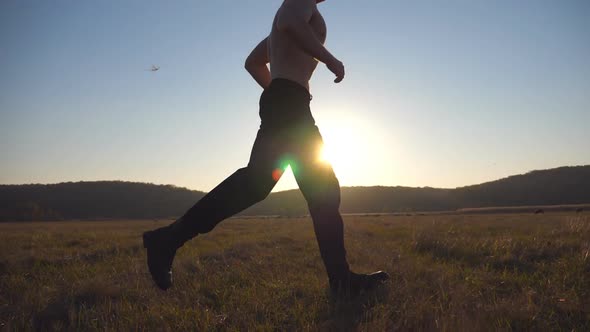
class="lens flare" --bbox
[272,168,283,181]
[273,156,298,182]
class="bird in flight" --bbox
[147,65,160,72]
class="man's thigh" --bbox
[247,128,291,181]
[290,125,341,206]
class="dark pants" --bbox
[168,78,350,279]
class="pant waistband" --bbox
[267,78,312,101]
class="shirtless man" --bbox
[143,0,389,297]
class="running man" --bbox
[143,0,389,297]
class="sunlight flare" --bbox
[271,106,393,192]
[315,111,374,177]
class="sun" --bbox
[318,140,350,167]
[318,144,332,164]
[318,134,362,171]
[315,112,371,177]
[272,107,389,192]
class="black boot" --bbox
[142,226,179,290]
[329,271,390,298]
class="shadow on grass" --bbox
[320,283,390,331]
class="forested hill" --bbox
[0,182,206,221]
[243,165,590,216]
[1,166,589,221]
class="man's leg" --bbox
[291,125,389,296]
[290,125,350,281]
[144,128,285,289]
[170,128,285,244]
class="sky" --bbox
[1,0,589,192]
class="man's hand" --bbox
[326,56,345,83]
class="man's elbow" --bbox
[244,61,260,77]
[244,56,255,70]
[245,57,266,72]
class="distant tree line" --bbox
[0,181,205,221]
[242,166,590,215]
[1,166,589,221]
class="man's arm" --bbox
[276,0,344,82]
[245,37,271,89]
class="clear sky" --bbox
[1,0,589,192]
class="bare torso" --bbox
[269,5,327,91]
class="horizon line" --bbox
[1,164,587,193]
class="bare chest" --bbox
[310,10,327,43]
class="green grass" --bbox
[1,214,589,331]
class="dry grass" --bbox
[0,214,589,331]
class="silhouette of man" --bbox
[143,0,389,296]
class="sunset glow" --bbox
[314,110,389,186]
[1,1,588,193]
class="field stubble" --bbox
[0,214,589,331]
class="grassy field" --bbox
[1,214,589,331]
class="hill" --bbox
[0,181,205,221]
[0,165,589,221]
[243,165,590,215]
